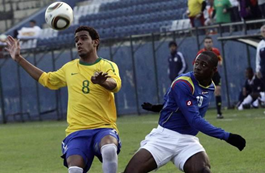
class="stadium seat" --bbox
[183,19,191,29]
[19,0,195,44]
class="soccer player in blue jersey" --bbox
[5,26,121,173]
[124,51,246,173]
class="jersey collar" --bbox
[79,57,102,66]
[191,72,215,90]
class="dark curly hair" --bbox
[75,26,100,49]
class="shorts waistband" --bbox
[157,125,181,136]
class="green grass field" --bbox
[1,109,265,173]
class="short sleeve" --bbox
[215,49,223,62]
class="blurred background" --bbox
[0,0,264,123]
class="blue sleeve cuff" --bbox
[223,132,230,141]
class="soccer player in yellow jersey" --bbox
[5,26,122,173]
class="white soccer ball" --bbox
[45,2,73,30]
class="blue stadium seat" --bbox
[34,0,194,42]
[101,28,113,38]
[105,11,115,18]
[125,26,133,35]
[114,27,126,37]
[149,23,160,33]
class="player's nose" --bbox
[76,39,82,45]
[194,64,201,71]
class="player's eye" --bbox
[81,36,87,40]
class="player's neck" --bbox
[197,78,212,87]
[80,52,99,64]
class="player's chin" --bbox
[194,71,201,76]
[194,72,203,79]
[78,51,88,58]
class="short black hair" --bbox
[168,41,177,47]
[204,36,212,41]
[29,20,36,24]
[75,26,100,49]
[199,51,218,67]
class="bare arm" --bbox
[100,78,117,91]
[5,36,43,81]
[91,72,117,91]
[16,55,43,81]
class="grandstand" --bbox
[19,0,190,48]
[0,0,265,123]
[0,0,54,33]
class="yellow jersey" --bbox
[188,0,204,17]
[38,58,121,136]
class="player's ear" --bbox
[93,39,100,48]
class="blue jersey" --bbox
[158,72,230,140]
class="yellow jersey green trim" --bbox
[79,57,102,66]
[103,59,116,75]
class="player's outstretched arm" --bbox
[225,133,246,151]
[91,72,117,91]
[172,80,246,151]
[5,36,43,81]
[141,102,163,112]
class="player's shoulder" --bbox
[177,51,184,57]
[254,75,262,82]
[171,72,195,94]
[177,51,183,55]
[101,58,115,64]
[212,47,220,54]
[197,49,205,55]
[259,40,265,46]
[62,59,79,68]
[100,58,118,68]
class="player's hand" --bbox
[141,102,163,112]
[141,102,154,111]
[226,133,246,151]
[186,10,190,16]
[91,72,110,85]
[195,12,202,19]
[5,35,22,62]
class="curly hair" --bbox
[75,26,100,49]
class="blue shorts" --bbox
[61,128,121,173]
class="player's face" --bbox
[75,31,98,58]
[261,28,265,38]
[193,55,216,81]
[170,45,177,53]
[204,39,213,50]
[245,70,253,80]
[30,22,35,27]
